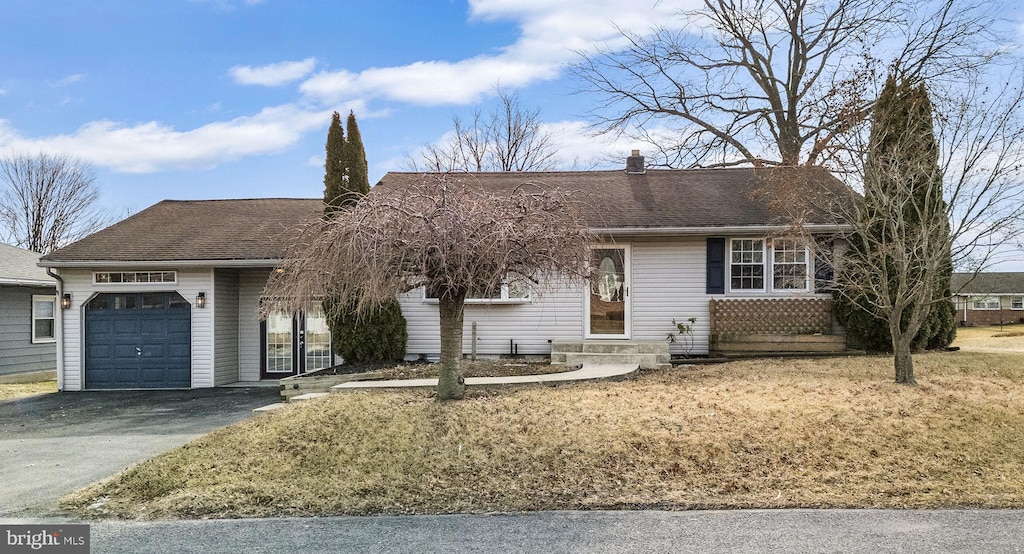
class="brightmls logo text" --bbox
[0,526,89,553]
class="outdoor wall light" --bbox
[196,292,206,308]
[61,293,72,310]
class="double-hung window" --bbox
[32,295,56,343]
[772,239,809,291]
[729,238,812,292]
[1012,296,1023,310]
[730,239,765,291]
[972,297,1000,310]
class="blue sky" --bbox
[0,0,684,213]
[1,0,1022,269]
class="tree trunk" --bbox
[436,293,467,400]
[893,338,916,385]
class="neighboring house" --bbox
[952,272,1024,326]
[40,154,852,391]
[0,243,57,377]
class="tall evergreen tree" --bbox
[835,75,956,379]
[319,110,407,364]
[343,111,370,197]
[323,111,346,214]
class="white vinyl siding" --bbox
[629,238,711,355]
[399,282,584,358]
[213,269,240,386]
[397,238,713,358]
[237,269,272,382]
[56,267,213,391]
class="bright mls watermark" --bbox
[0,525,89,553]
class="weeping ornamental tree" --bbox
[839,76,954,384]
[263,176,591,400]
[320,111,406,364]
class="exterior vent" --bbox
[626,149,645,174]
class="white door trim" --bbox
[584,243,631,339]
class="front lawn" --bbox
[0,380,57,403]
[63,351,1024,519]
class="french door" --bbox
[261,307,332,378]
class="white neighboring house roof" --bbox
[0,243,56,287]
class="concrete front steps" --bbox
[550,340,670,369]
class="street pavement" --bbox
[4,509,1021,553]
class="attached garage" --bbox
[85,292,191,389]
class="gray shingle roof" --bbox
[952,272,1024,295]
[375,167,850,230]
[40,167,849,265]
[0,243,55,285]
[41,199,323,265]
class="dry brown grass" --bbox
[953,324,1024,352]
[62,351,1024,519]
[0,380,57,402]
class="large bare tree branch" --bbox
[574,0,998,169]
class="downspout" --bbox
[45,268,64,392]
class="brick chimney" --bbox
[626,149,645,174]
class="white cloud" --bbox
[299,0,697,107]
[0,103,352,173]
[230,58,317,86]
[52,73,86,87]
[0,89,6,95]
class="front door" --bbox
[261,307,332,379]
[586,245,630,338]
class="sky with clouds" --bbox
[1,0,1022,268]
[0,0,696,208]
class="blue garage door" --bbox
[85,292,191,389]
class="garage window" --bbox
[94,271,177,284]
[32,295,56,343]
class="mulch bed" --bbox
[297,359,567,380]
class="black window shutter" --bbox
[707,237,726,294]
[814,236,835,293]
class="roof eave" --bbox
[38,259,284,269]
[592,224,852,236]
[0,278,56,286]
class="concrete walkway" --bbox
[329,363,639,392]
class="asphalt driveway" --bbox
[0,387,278,519]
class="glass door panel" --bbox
[266,311,294,373]
[304,307,332,371]
[588,247,628,337]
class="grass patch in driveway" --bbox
[0,380,57,403]
[62,351,1024,519]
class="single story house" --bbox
[952,272,1024,326]
[0,243,57,377]
[40,154,852,390]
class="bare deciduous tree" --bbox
[779,74,1024,384]
[0,152,109,253]
[574,0,998,169]
[409,91,558,172]
[262,175,592,400]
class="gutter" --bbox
[0,278,56,287]
[38,258,284,269]
[45,267,64,392]
[590,224,852,237]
